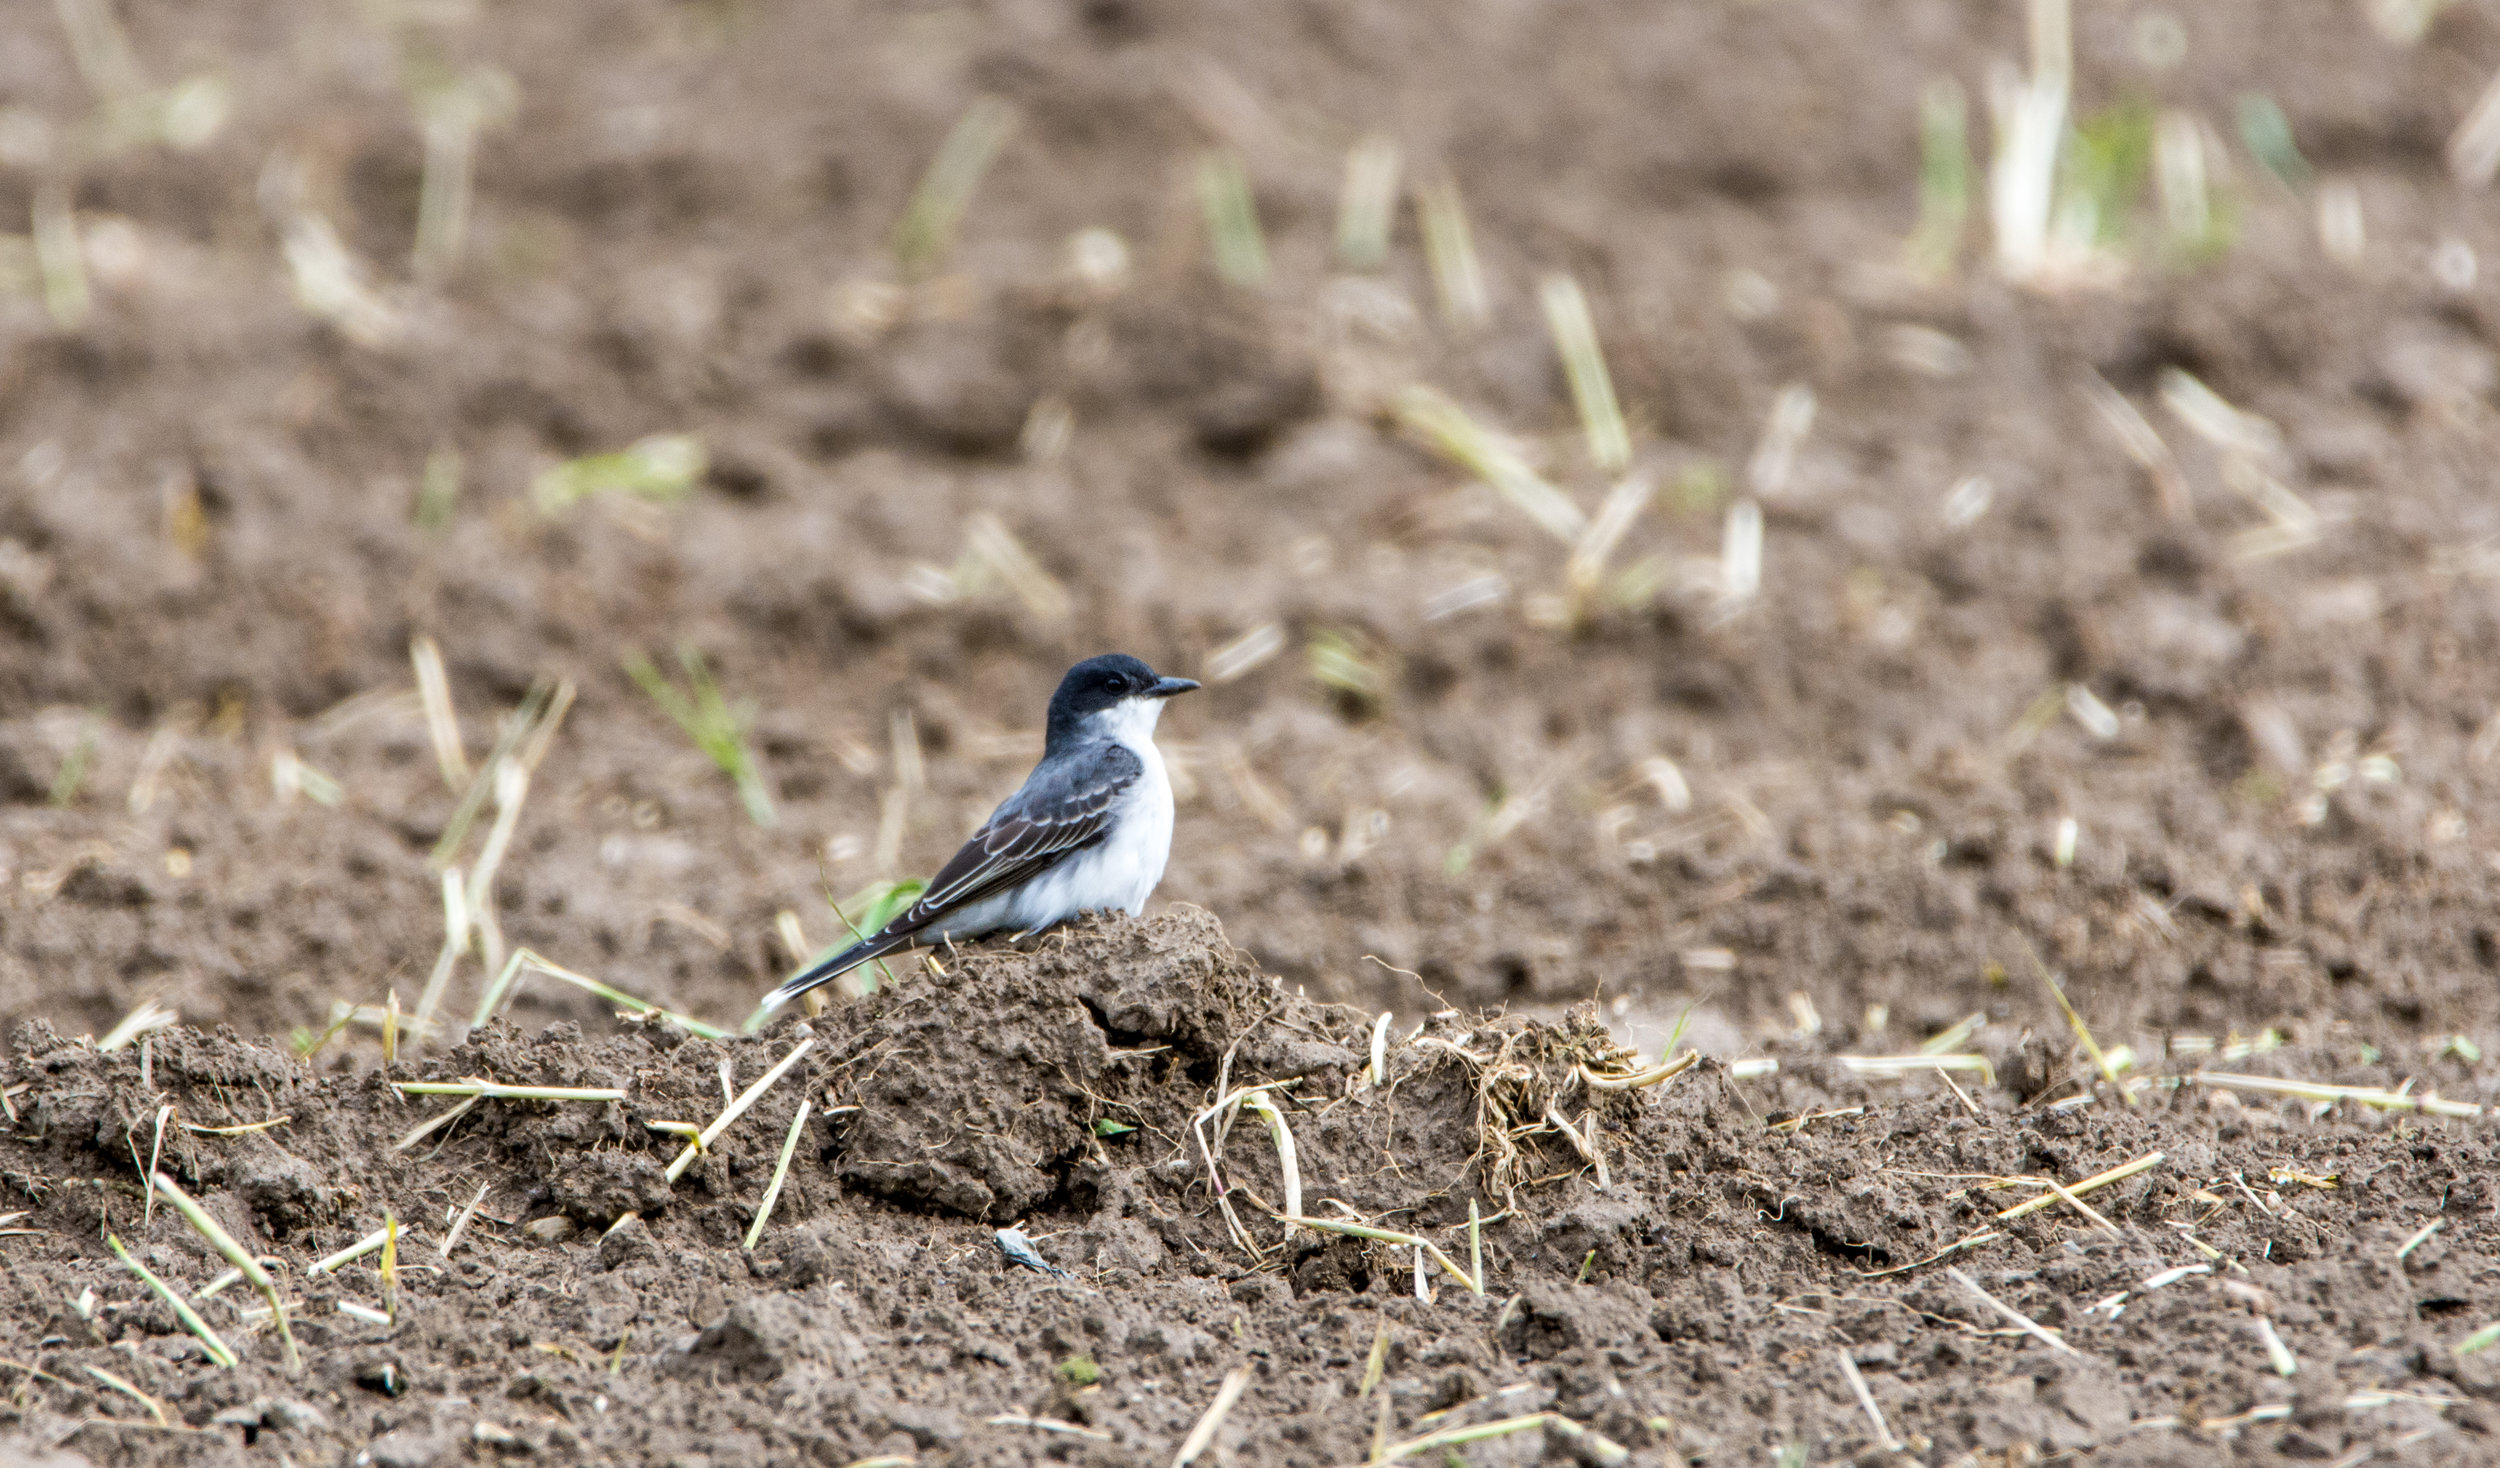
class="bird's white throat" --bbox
[1090,695,1171,749]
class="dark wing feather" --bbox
[761,742,1140,1010]
[889,740,1142,930]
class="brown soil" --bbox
[7,0,2500,1461]
[4,912,2500,1467]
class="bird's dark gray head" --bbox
[1047,654,1198,748]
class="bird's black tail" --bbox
[760,929,920,1011]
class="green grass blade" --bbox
[533,434,705,516]
[892,97,1018,278]
[1538,274,1630,474]
[624,646,776,828]
[2236,93,2310,189]
[1414,173,1489,327]
[1909,77,1971,274]
[1196,151,1269,287]
[108,1235,238,1367]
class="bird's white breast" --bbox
[958,696,1176,937]
[1087,731,1173,913]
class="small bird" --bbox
[762,653,1198,1011]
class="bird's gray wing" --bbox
[885,740,1144,934]
[760,742,1143,1011]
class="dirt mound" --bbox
[0,910,2494,1464]
[821,906,1355,1221]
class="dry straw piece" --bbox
[410,869,470,1047]
[1391,385,1585,542]
[380,1214,400,1321]
[962,513,1071,622]
[1947,1265,2077,1355]
[664,1037,817,1183]
[179,1115,290,1138]
[1719,498,1764,607]
[394,1096,478,1154]
[431,677,572,871]
[743,1097,815,1250]
[2195,1072,2483,1120]
[2032,952,2133,1100]
[411,71,513,283]
[394,1079,628,1103]
[1170,1364,1254,1467]
[1835,1349,1902,1453]
[1988,0,2073,282]
[1744,385,1816,500]
[1336,134,1402,271]
[1839,1053,1996,1084]
[2318,179,2366,265]
[1563,475,1653,616]
[2079,370,2191,521]
[1241,1093,1303,1240]
[1206,623,1286,685]
[1994,1151,2166,1222]
[82,1362,169,1426]
[986,1413,1113,1441]
[98,998,178,1053]
[1359,1319,1391,1400]
[1281,1216,1480,1296]
[2158,367,2281,459]
[2398,1219,2445,1261]
[309,1225,395,1277]
[463,761,530,971]
[1192,1080,1292,1259]
[1371,1412,1628,1466]
[433,1181,489,1261]
[2450,65,2500,186]
[282,211,402,348]
[473,948,731,1040]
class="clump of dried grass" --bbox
[1402,1010,1662,1210]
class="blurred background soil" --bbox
[2,0,2499,1061]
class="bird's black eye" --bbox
[1104,675,1128,693]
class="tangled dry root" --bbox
[1403,1005,1647,1210]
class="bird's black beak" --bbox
[1148,676,1201,699]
